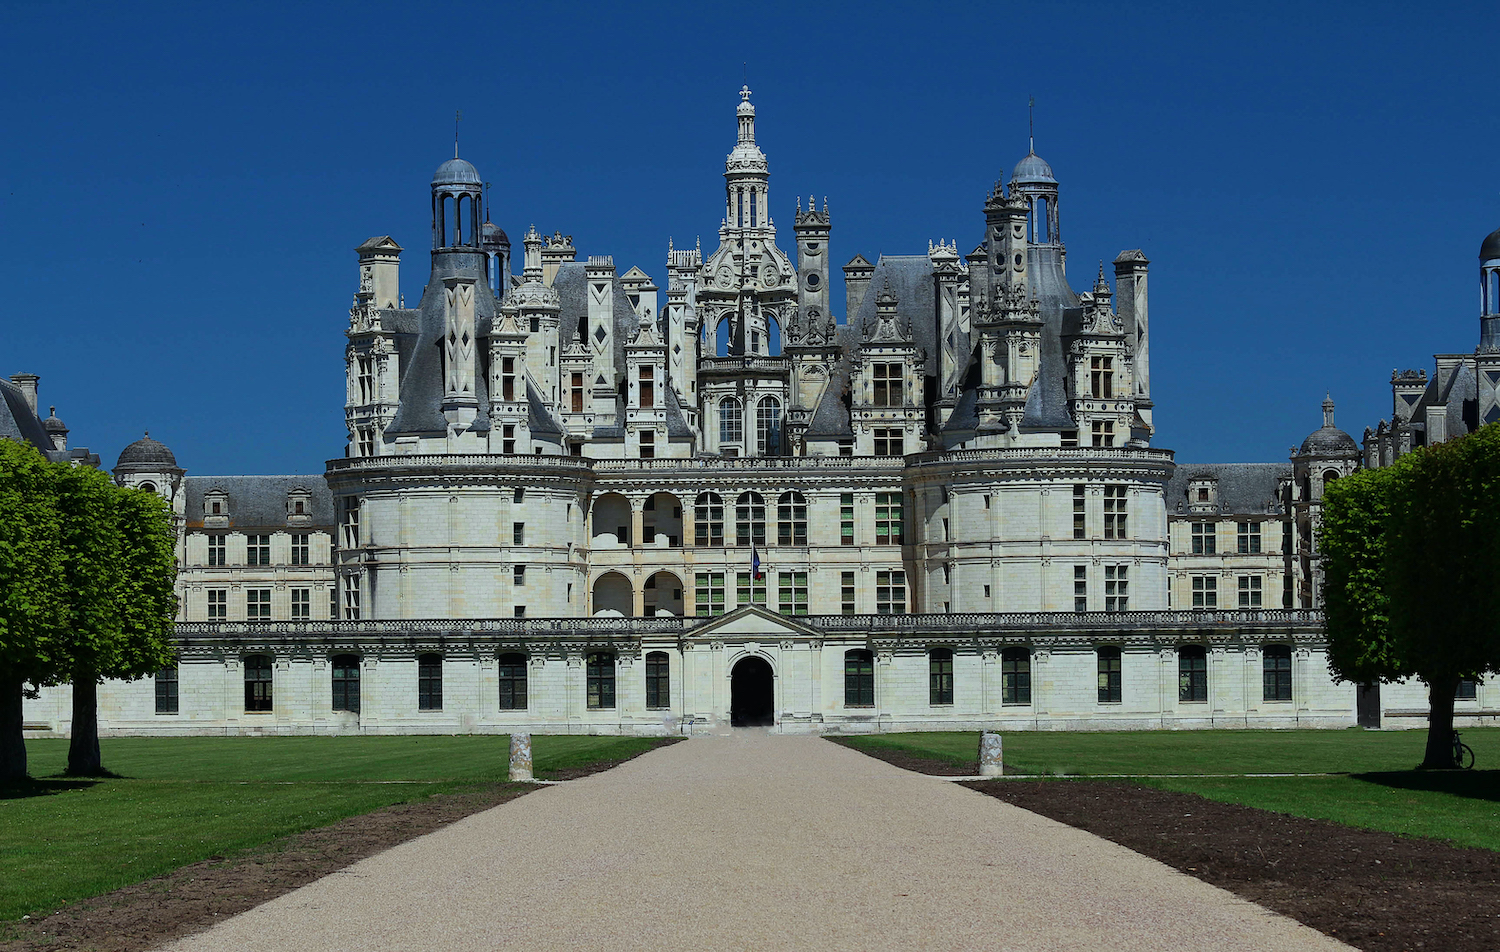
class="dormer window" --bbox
[211,501,221,514]
[873,363,903,407]
[287,489,313,525]
[204,490,230,527]
[1187,478,1218,513]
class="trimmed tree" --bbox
[54,466,177,776]
[0,440,67,782]
[1323,422,1500,769]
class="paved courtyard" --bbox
[158,732,1350,952]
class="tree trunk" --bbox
[66,671,103,777]
[1420,673,1461,769]
[0,673,27,782]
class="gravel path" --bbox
[157,732,1350,952]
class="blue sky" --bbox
[3,1,1497,474]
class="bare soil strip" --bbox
[0,741,676,952]
[831,738,1500,952]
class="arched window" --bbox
[1178,645,1208,703]
[1262,645,1292,702]
[735,492,766,547]
[720,397,743,445]
[1001,647,1031,705]
[498,653,528,710]
[586,652,616,710]
[844,649,875,707]
[777,491,807,546]
[1322,469,1340,485]
[757,396,782,455]
[694,492,724,547]
[418,653,443,711]
[244,654,273,712]
[645,651,670,710]
[929,648,954,705]
[139,482,157,495]
[332,654,361,713]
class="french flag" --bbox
[752,546,763,580]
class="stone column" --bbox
[979,732,1003,777]
[508,732,533,781]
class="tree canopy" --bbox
[1322,422,1500,768]
[0,441,177,780]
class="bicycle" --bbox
[1452,730,1476,770]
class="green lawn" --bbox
[838,728,1500,851]
[837,727,1500,776]
[2,734,667,921]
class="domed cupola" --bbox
[1009,151,1061,245]
[1297,394,1360,457]
[41,406,68,452]
[113,431,184,498]
[432,157,484,251]
[1481,226,1500,351]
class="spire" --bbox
[1323,393,1336,428]
[736,85,757,144]
[1028,95,1035,153]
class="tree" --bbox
[0,440,67,782]
[1323,423,1500,769]
[54,466,176,776]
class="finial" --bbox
[796,196,801,213]
[1323,392,1336,428]
[1028,95,1035,154]
[668,236,674,252]
[454,109,462,158]
[740,83,752,102]
[484,182,491,221]
[144,430,150,438]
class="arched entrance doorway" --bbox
[730,656,774,727]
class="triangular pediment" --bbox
[356,235,403,253]
[689,605,823,639]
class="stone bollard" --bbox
[508,732,533,782]
[979,731,1003,778]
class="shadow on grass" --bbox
[1351,769,1500,803]
[0,777,101,800]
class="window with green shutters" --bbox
[695,572,726,616]
[875,492,903,545]
[777,571,808,615]
[736,571,767,608]
[840,493,855,545]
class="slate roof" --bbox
[0,377,59,457]
[551,261,645,375]
[184,475,335,529]
[1164,463,1291,515]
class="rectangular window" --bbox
[1178,646,1208,702]
[695,572,726,616]
[207,533,226,566]
[1103,486,1127,540]
[841,571,856,615]
[498,654,528,710]
[571,372,585,412]
[1237,521,1262,554]
[872,363,903,407]
[876,570,906,614]
[1073,565,1087,613]
[418,654,443,711]
[735,572,767,608]
[844,650,875,707]
[777,571,808,615]
[331,654,361,713]
[645,652,670,710]
[357,355,375,404]
[513,522,525,545]
[639,365,654,407]
[1456,679,1478,701]
[1238,575,1263,608]
[329,586,338,619]
[1072,484,1085,539]
[1282,520,1293,556]
[246,534,271,566]
[290,533,310,565]
[246,589,271,620]
[290,588,310,619]
[639,429,654,458]
[1002,648,1032,705]
[343,583,361,620]
[514,564,526,586]
[342,498,360,549]
[1105,565,1128,612]
[501,356,516,401]
[1097,646,1122,703]
[586,652,616,710]
[1191,522,1216,555]
[154,664,179,714]
[874,428,904,457]
[207,589,227,620]
[502,424,516,455]
[1090,355,1114,399]
[358,427,375,457]
[929,649,954,705]
[244,655,273,712]
[1091,420,1115,447]
[1262,645,1292,702]
[874,492,904,545]
[840,493,855,545]
[1191,576,1217,610]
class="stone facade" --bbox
[36,88,1490,738]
